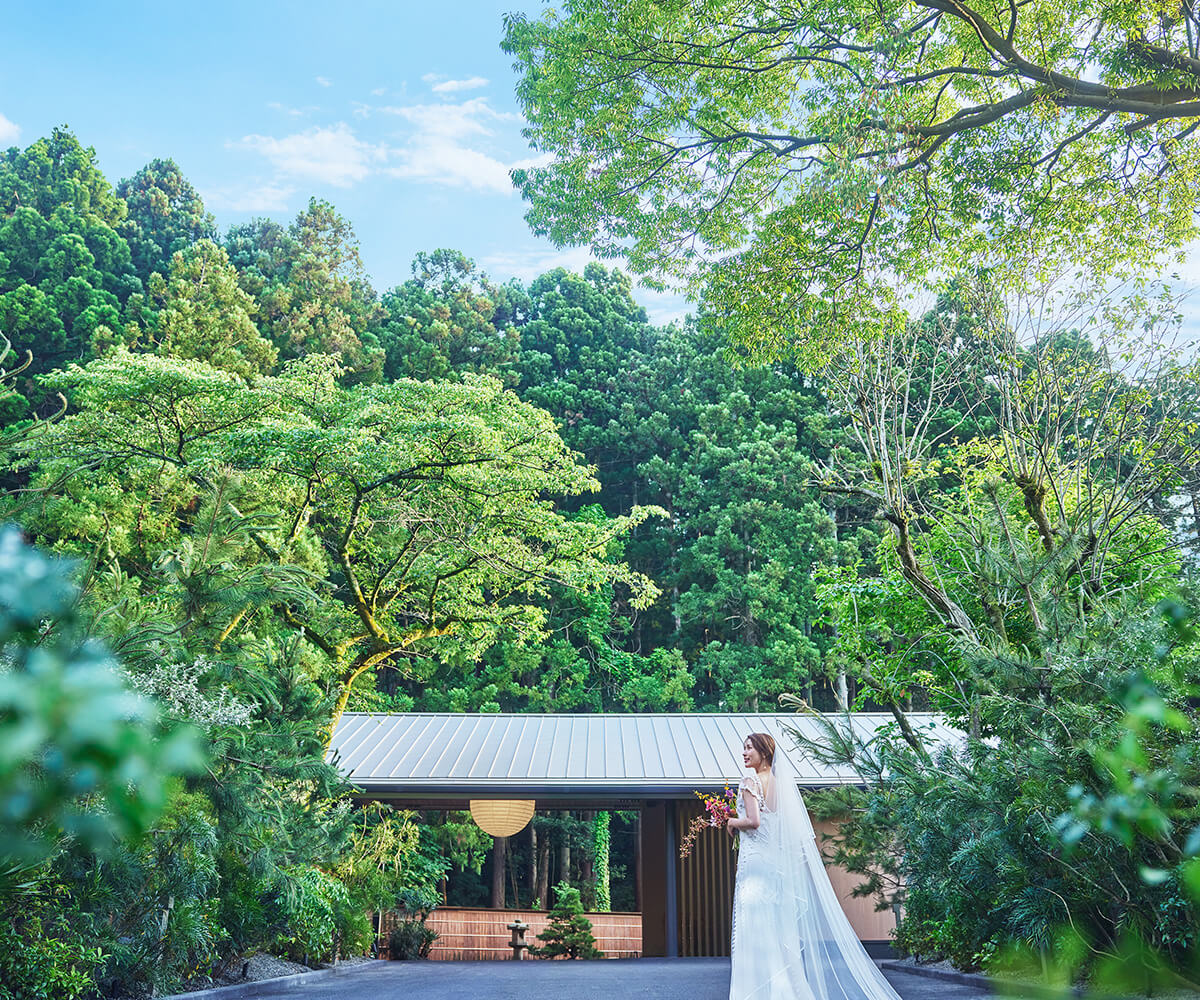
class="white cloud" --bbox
[371,87,387,97]
[267,101,310,119]
[234,123,385,188]
[432,76,489,94]
[481,246,598,284]
[639,287,694,326]
[386,146,513,192]
[316,76,332,87]
[511,152,555,172]
[203,180,296,213]
[381,97,518,136]
[0,113,21,145]
[379,98,531,193]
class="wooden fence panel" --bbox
[381,907,641,961]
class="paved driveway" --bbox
[224,958,998,1000]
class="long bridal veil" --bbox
[734,747,903,1000]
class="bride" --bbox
[725,732,904,1000]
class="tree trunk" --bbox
[509,843,521,910]
[491,836,507,909]
[149,894,175,999]
[536,820,551,907]
[529,822,538,905]
[889,509,979,643]
[559,816,571,891]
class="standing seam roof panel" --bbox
[715,715,746,783]
[468,716,508,779]
[587,716,603,777]
[491,714,531,778]
[666,714,703,781]
[367,716,416,778]
[640,716,661,781]
[449,716,492,778]
[615,716,632,779]
[651,716,682,777]
[545,717,570,779]
[429,716,479,778]
[706,715,740,778]
[342,714,394,771]
[508,715,539,779]
[388,716,453,779]
[356,715,410,776]
[328,715,370,768]
[567,718,589,778]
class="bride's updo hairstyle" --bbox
[746,732,775,766]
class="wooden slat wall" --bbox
[674,801,736,957]
[385,907,641,961]
[671,805,896,958]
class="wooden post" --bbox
[634,811,643,913]
[641,801,668,957]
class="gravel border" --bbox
[161,959,389,1000]
[879,959,1153,1000]
[881,960,996,992]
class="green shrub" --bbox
[891,895,992,971]
[0,913,105,1000]
[275,866,351,965]
[531,882,603,959]
[387,917,438,960]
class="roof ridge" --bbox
[336,710,938,718]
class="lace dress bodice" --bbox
[732,773,780,908]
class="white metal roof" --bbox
[328,711,959,797]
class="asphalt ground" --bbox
[196,957,1003,1000]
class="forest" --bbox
[1,110,1199,996]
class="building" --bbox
[328,711,957,959]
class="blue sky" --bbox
[0,0,689,323]
[2,1,1196,337]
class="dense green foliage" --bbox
[2,111,1198,994]
[793,282,1200,986]
[592,812,611,912]
[504,0,1200,356]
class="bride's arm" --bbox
[727,783,760,833]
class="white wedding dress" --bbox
[729,750,903,1000]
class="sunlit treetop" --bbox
[504,0,1200,362]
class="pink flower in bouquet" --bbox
[679,784,738,860]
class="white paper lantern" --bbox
[469,799,536,838]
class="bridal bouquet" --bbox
[678,786,738,860]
